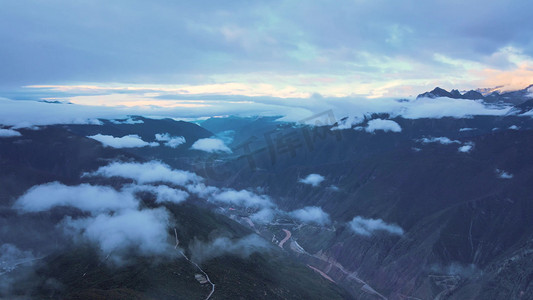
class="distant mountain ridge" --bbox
[417,84,533,105]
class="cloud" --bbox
[348,216,404,236]
[250,208,276,225]
[459,127,475,132]
[125,184,189,204]
[14,182,138,213]
[508,125,520,130]
[87,134,158,148]
[155,133,186,148]
[418,136,461,145]
[365,118,402,133]
[62,208,172,264]
[0,128,21,137]
[299,174,325,187]
[85,161,201,186]
[190,138,232,153]
[289,206,330,226]
[496,169,514,179]
[331,115,363,130]
[210,189,274,209]
[189,234,271,264]
[458,142,475,153]
[110,117,144,124]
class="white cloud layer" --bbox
[299,174,325,187]
[190,138,232,153]
[365,119,402,133]
[348,216,404,236]
[88,134,158,148]
[289,206,330,225]
[155,133,186,148]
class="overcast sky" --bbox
[1,0,533,103]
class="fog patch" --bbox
[88,134,158,148]
[189,234,271,264]
[250,208,276,225]
[348,216,404,236]
[290,206,330,226]
[429,262,481,279]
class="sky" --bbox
[1,0,533,113]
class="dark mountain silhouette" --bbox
[417,84,533,105]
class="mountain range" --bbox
[1,85,533,299]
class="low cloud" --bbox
[348,216,404,236]
[125,184,189,204]
[496,169,514,179]
[458,142,475,153]
[289,206,330,226]
[365,119,402,133]
[189,234,270,264]
[299,174,325,187]
[85,161,201,186]
[190,138,232,153]
[87,134,158,148]
[14,182,138,213]
[211,189,273,209]
[250,208,276,225]
[62,208,172,265]
[110,117,144,125]
[155,133,186,148]
[331,116,363,130]
[418,136,461,145]
[0,128,21,137]
[508,125,520,130]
